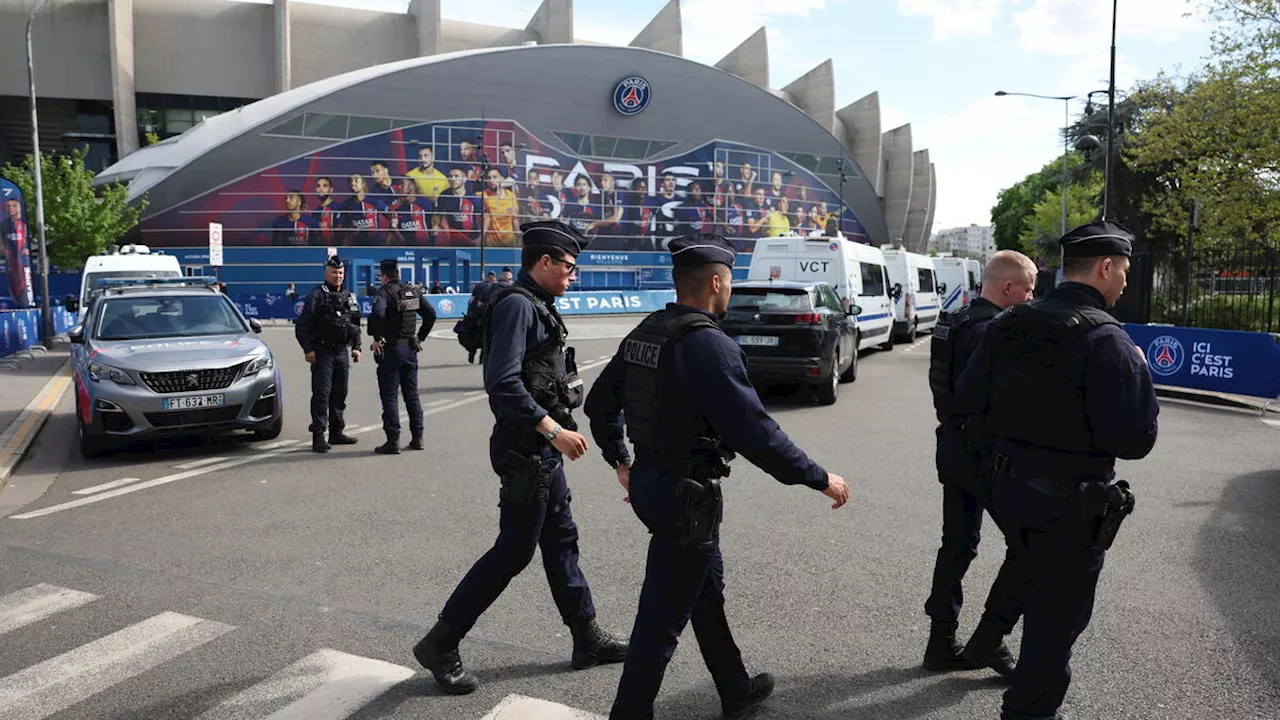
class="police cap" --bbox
[519,220,589,256]
[1060,220,1134,259]
[325,255,343,269]
[378,258,398,277]
[669,233,737,269]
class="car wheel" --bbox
[77,403,109,459]
[880,332,895,351]
[912,318,919,337]
[253,416,283,441]
[816,355,839,405]
[839,340,858,383]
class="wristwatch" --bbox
[543,422,562,441]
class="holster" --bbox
[498,450,555,507]
[673,477,723,549]
[1083,480,1135,551]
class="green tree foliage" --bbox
[990,153,1088,257]
[0,147,146,271]
[1019,173,1106,267]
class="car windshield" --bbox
[95,295,246,340]
[729,288,813,312]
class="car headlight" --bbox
[87,362,136,385]
[244,353,274,375]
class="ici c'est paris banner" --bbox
[1,178,34,309]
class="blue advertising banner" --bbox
[0,178,34,309]
[0,307,77,358]
[1123,324,1280,399]
[229,290,675,321]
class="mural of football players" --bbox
[482,167,519,247]
[313,177,337,244]
[272,191,317,246]
[499,142,522,191]
[434,167,479,246]
[734,161,757,198]
[549,170,571,206]
[390,178,433,246]
[2,198,30,305]
[641,170,681,251]
[368,160,400,226]
[765,195,792,237]
[811,201,831,236]
[767,171,787,209]
[457,138,481,186]
[722,191,746,248]
[594,172,626,244]
[561,175,598,235]
[793,203,816,235]
[674,181,713,235]
[406,146,448,203]
[338,174,385,245]
[744,186,769,239]
[622,177,647,250]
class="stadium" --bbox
[0,0,936,295]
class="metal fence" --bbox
[1147,237,1279,333]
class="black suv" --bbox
[721,280,859,405]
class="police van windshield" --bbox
[83,270,181,306]
[729,288,813,312]
[95,295,247,340]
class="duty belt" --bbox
[992,453,1104,498]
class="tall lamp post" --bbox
[26,0,54,348]
[995,91,1076,237]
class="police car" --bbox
[721,280,858,405]
[69,277,282,457]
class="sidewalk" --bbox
[0,346,73,488]
[1154,384,1279,414]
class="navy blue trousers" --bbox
[925,479,1025,633]
[609,472,749,719]
[308,348,349,434]
[438,444,595,635]
[376,341,423,439]
[992,467,1106,720]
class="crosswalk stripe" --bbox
[482,694,604,720]
[0,611,234,720]
[0,584,99,636]
[1262,418,1280,429]
[174,457,229,470]
[195,649,414,720]
[256,440,299,451]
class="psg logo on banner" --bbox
[1147,335,1185,377]
[613,76,651,116]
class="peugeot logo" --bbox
[185,374,199,388]
[752,313,762,323]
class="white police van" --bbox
[933,255,981,312]
[746,234,895,352]
[882,247,942,342]
[76,245,181,319]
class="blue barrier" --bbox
[230,290,676,321]
[1123,324,1280,400]
[0,307,78,358]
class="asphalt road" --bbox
[0,317,1277,720]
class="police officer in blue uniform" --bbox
[412,220,628,694]
[584,233,851,720]
[923,250,1037,678]
[956,221,1158,720]
[295,256,362,453]
[368,259,436,454]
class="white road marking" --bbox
[466,390,486,396]
[426,399,451,407]
[0,584,99,636]
[195,649,414,720]
[174,457,229,471]
[1263,418,1280,429]
[71,477,144,496]
[482,694,604,720]
[257,440,299,451]
[0,611,233,720]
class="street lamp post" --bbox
[994,90,1076,237]
[26,0,54,348]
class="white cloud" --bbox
[895,0,1015,40]
[681,0,839,68]
[1014,0,1203,56]
[881,106,910,131]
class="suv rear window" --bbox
[728,288,814,312]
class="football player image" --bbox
[406,146,448,203]
[549,170,572,206]
[524,172,555,221]
[313,177,337,244]
[499,142,523,191]
[338,174,386,245]
[369,160,400,205]
[272,191,317,246]
[674,180,713,235]
[641,170,681,251]
[765,195,792,237]
[561,175,599,235]
[767,171,787,209]
[458,138,481,186]
[594,172,626,244]
[812,201,831,235]
[481,167,519,247]
[735,161,757,198]
[390,178,434,246]
[434,167,479,246]
[2,198,31,305]
[793,203,817,235]
[744,186,769,239]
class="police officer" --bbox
[412,220,629,694]
[455,271,500,364]
[923,250,1037,678]
[956,221,1159,720]
[296,256,362,453]
[368,258,436,455]
[584,233,851,720]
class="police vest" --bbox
[482,285,583,422]
[382,281,420,341]
[619,308,719,451]
[929,302,1002,424]
[986,300,1120,455]
[316,285,356,347]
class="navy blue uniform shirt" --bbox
[586,304,829,491]
[484,271,559,431]
[956,282,1159,474]
[368,283,437,342]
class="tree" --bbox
[0,147,146,271]
[990,153,1087,255]
[1019,173,1106,267]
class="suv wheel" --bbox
[253,416,283,441]
[816,355,839,405]
[839,340,858,383]
[77,400,109,459]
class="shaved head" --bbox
[981,250,1038,309]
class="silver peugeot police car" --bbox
[69,278,282,457]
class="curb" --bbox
[0,359,74,491]
[1154,385,1278,414]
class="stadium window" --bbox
[612,137,648,160]
[302,113,348,140]
[346,116,392,138]
[264,114,305,137]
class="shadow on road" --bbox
[1194,468,1280,697]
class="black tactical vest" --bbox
[483,285,583,425]
[316,285,356,347]
[383,281,420,341]
[620,308,719,450]
[929,302,1002,424]
[987,300,1120,454]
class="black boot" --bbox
[412,621,478,695]
[922,621,972,672]
[570,616,629,670]
[467,349,476,364]
[329,429,358,445]
[375,436,401,454]
[722,672,774,719]
[311,431,330,453]
[961,619,1016,679]
[407,435,424,451]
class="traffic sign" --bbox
[208,222,224,267]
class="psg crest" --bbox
[1147,335,1184,377]
[613,76,651,116]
